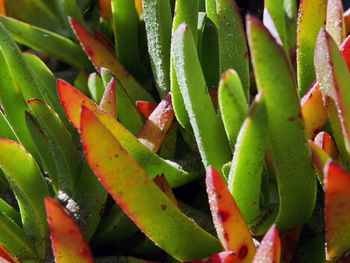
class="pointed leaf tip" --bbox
[206,166,256,262]
[253,225,281,263]
[45,197,94,263]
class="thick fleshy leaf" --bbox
[88,72,105,103]
[297,0,327,95]
[25,112,59,191]
[185,251,237,263]
[218,69,248,150]
[153,175,179,207]
[247,16,316,232]
[112,0,144,78]
[0,212,37,261]
[324,161,350,261]
[137,93,174,153]
[0,197,21,226]
[309,140,331,183]
[0,15,92,70]
[0,0,6,16]
[100,68,143,135]
[205,0,217,26]
[0,51,35,156]
[27,99,80,194]
[0,139,49,259]
[171,23,231,172]
[58,80,197,187]
[284,0,297,50]
[301,34,350,139]
[0,244,19,263]
[170,0,199,129]
[314,132,339,160]
[228,92,266,226]
[216,0,249,98]
[45,198,94,263]
[315,29,350,169]
[300,82,328,139]
[136,101,157,119]
[263,0,289,51]
[326,0,346,46]
[252,225,281,263]
[5,0,58,32]
[23,53,66,121]
[80,107,221,261]
[74,70,90,97]
[143,0,172,98]
[99,79,117,119]
[197,13,219,89]
[0,111,17,142]
[69,17,153,103]
[206,166,256,262]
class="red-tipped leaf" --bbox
[136,101,157,119]
[206,166,256,262]
[137,93,175,152]
[45,197,94,263]
[99,79,117,119]
[252,225,281,263]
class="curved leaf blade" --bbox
[0,139,49,259]
[45,197,94,263]
[297,0,327,95]
[206,166,256,262]
[247,16,316,232]
[80,107,221,261]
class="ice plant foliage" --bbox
[1,0,350,262]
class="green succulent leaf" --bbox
[228,91,267,226]
[58,79,197,187]
[216,0,249,99]
[284,0,297,50]
[171,22,231,172]
[0,15,92,70]
[112,0,144,79]
[143,0,172,98]
[296,0,327,95]
[80,107,221,261]
[326,0,346,46]
[247,16,316,232]
[170,0,199,130]
[88,73,105,103]
[0,139,49,259]
[27,99,80,194]
[0,212,37,261]
[0,111,18,142]
[218,69,248,151]
[197,13,219,89]
[0,198,21,226]
[314,29,350,169]
[101,69,143,135]
[0,51,37,157]
[205,0,217,26]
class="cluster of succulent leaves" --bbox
[1,0,350,262]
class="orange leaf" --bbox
[309,139,331,183]
[300,81,328,139]
[69,17,152,103]
[137,93,175,152]
[136,100,157,119]
[324,160,350,261]
[314,131,339,160]
[99,79,117,119]
[45,197,94,263]
[252,225,281,263]
[0,0,6,16]
[206,166,256,263]
[58,79,98,130]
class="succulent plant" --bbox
[1,0,350,262]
